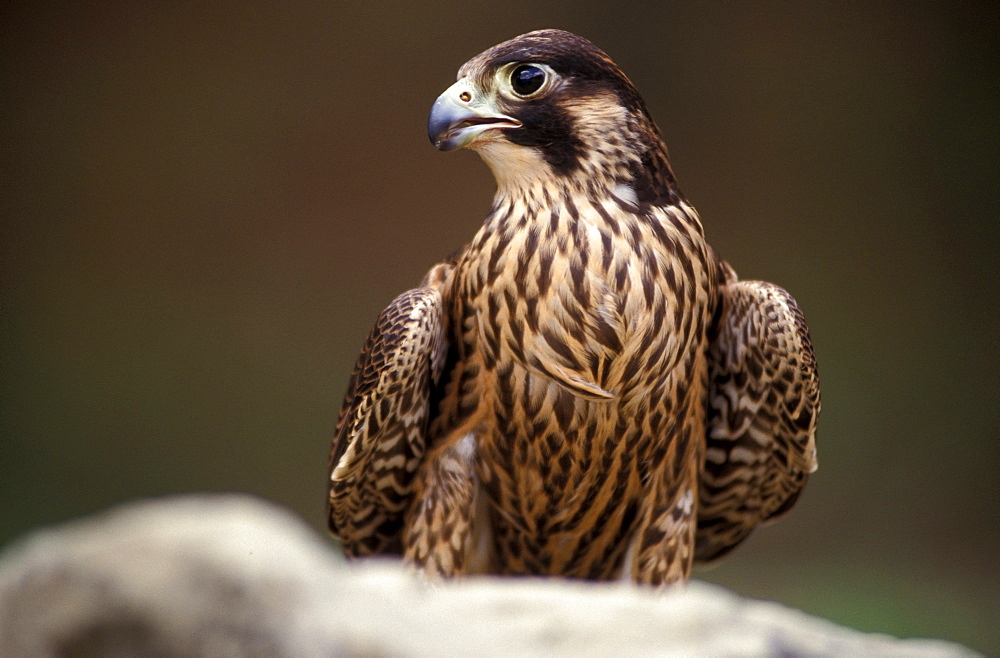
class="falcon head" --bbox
[428,29,679,205]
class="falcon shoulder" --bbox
[326,263,453,556]
[696,266,820,563]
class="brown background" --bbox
[2,2,997,653]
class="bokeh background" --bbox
[3,2,997,652]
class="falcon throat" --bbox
[327,29,820,585]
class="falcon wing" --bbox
[695,276,820,563]
[327,286,449,556]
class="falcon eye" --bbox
[510,64,546,97]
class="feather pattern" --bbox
[326,29,820,585]
[696,268,820,562]
[327,273,450,555]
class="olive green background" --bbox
[3,2,997,653]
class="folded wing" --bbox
[696,276,820,563]
[327,287,448,555]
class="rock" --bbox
[0,494,978,657]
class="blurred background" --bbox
[2,2,997,652]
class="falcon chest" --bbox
[452,189,714,577]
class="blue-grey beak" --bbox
[428,80,521,151]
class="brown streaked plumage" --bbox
[327,29,819,585]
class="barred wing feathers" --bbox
[696,276,820,563]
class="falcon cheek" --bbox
[502,98,586,176]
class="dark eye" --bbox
[511,64,546,96]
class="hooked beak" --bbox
[428,80,521,151]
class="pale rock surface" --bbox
[0,494,978,657]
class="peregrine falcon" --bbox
[326,29,819,585]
